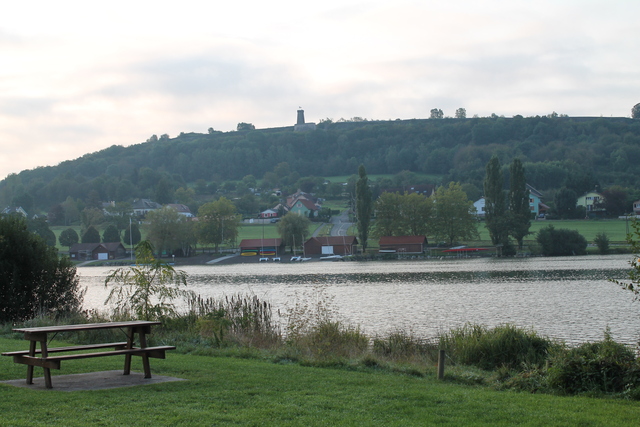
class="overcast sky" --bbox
[1,0,638,180]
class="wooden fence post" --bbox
[437,349,445,380]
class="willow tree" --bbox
[508,158,531,249]
[356,165,373,251]
[105,240,189,320]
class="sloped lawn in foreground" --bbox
[0,338,638,426]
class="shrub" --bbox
[437,323,554,371]
[536,225,587,256]
[547,332,639,395]
[594,232,610,255]
[0,216,83,322]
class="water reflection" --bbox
[78,254,640,345]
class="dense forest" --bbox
[2,115,640,215]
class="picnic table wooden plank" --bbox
[12,321,161,333]
[2,342,129,356]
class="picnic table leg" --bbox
[138,331,152,379]
[123,327,134,375]
[26,340,36,385]
[41,339,52,389]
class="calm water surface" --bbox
[78,254,640,345]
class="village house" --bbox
[259,209,279,219]
[132,199,162,217]
[527,184,549,218]
[166,204,195,218]
[1,206,28,217]
[474,185,548,219]
[576,191,605,215]
[286,190,321,217]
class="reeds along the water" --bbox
[187,293,281,347]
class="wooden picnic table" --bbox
[2,320,175,389]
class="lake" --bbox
[78,254,640,345]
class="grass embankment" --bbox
[1,335,637,426]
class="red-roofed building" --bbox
[290,198,319,217]
[238,238,285,256]
[378,236,428,254]
[304,236,358,256]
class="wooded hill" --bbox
[2,115,640,214]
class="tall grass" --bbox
[187,293,280,348]
[437,323,556,371]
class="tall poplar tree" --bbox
[508,158,531,249]
[356,164,373,251]
[483,156,510,250]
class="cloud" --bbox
[1,0,640,179]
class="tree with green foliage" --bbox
[102,224,121,243]
[237,122,255,131]
[82,225,101,243]
[508,158,531,249]
[146,206,186,256]
[429,108,444,119]
[104,240,189,320]
[59,227,79,248]
[536,225,587,256]
[594,232,610,254]
[123,222,142,247]
[356,165,373,251]
[614,220,640,299]
[484,156,510,249]
[601,186,628,217]
[197,197,241,252]
[277,212,311,253]
[632,103,640,119]
[154,178,173,205]
[372,192,403,238]
[375,192,432,238]
[27,217,56,246]
[554,187,579,219]
[81,207,104,229]
[0,216,82,322]
[431,182,479,245]
[455,108,466,119]
[400,193,432,237]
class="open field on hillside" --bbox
[1,336,638,426]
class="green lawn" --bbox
[0,337,637,426]
[237,222,321,241]
[476,219,631,244]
